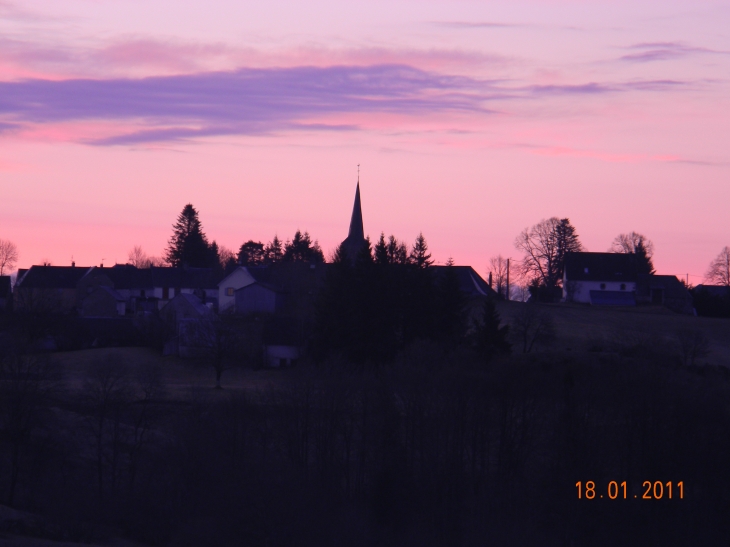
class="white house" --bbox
[563,252,638,305]
[217,266,257,313]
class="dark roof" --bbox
[16,265,92,289]
[235,280,283,294]
[83,265,224,289]
[589,290,636,306]
[564,252,638,282]
[341,183,367,261]
[0,276,11,298]
[637,274,691,298]
[246,263,328,294]
[431,266,497,298]
[693,284,730,298]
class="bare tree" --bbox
[218,245,236,269]
[0,239,18,275]
[705,246,730,286]
[127,245,150,268]
[610,231,655,274]
[673,329,710,367]
[514,218,582,290]
[488,255,508,298]
[185,318,240,388]
[611,231,655,257]
[0,353,60,506]
[511,305,556,353]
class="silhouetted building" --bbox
[15,265,91,313]
[0,276,11,312]
[563,252,638,305]
[340,182,367,262]
[636,274,694,314]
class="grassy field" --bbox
[42,302,730,395]
[497,300,730,367]
[46,346,283,399]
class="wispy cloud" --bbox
[434,21,520,29]
[0,65,496,144]
[619,41,728,63]
[0,61,702,146]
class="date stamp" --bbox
[576,481,684,500]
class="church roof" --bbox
[347,182,364,242]
[341,182,367,261]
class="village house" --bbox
[563,252,638,305]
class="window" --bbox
[600,283,606,290]
[620,283,626,291]
[226,287,234,296]
[584,267,589,274]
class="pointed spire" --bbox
[348,181,364,241]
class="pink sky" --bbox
[1,0,729,283]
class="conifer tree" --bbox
[166,204,211,268]
[474,298,511,363]
[409,232,433,268]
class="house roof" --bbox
[82,264,224,290]
[564,252,638,283]
[97,285,126,302]
[637,274,691,299]
[693,284,730,298]
[431,265,497,298]
[161,292,216,319]
[16,265,92,289]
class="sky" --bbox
[1,0,728,283]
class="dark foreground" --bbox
[1,346,729,546]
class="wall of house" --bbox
[218,268,256,313]
[235,284,278,314]
[264,345,299,367]
[564,281,637,303]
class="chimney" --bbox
[71,261,75,267]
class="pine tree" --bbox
[409,232,433,268]
[264,236,283,264]
[474,298,511,364]
[166,204,211,267]
[374,233,389,265]
[283,231,325,263]
[634,239,656,275]
[238,240,266,266]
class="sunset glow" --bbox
[2,0,729,282]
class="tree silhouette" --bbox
[283,231,325,263]
[473,298,511,363]
[611,231,655,274]
[264,236,284,264]
[409,232,433,268]
[706,246,730,286]
[0,239,18,275]
[238,240,266,266]
[515,217,582,291]
[166,204,211,268]
[488,255,508,299]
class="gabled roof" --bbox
[564,252,638,283]
[431,265,498,298]
[83,264,224,290]
[694,284,730,298]
[161,292,216,319]
[16,265,92,289]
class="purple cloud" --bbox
[0,63,697,145]
[0,65,497,144]
[619,42,727,62]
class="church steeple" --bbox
[347,181,364,242]
[340,168,367,262]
